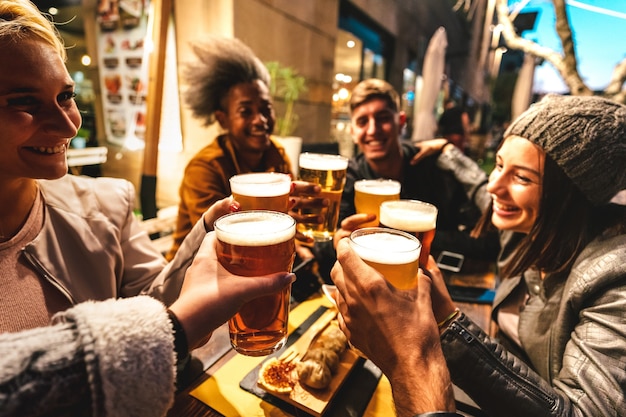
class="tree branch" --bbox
[495,0,592,96]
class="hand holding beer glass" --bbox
[354,179,401,228]
[297,153,349,242]
[349,228,421,290]
[229,172,291,213]
[214,211,296,356]
[379,200,438,266]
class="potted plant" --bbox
[265,61,307,137]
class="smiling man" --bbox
[333,79,500,265]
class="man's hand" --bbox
[332,213,376,249]
[410,138,450,165]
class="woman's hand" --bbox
[169,232,295,350]
[422,256,457,324]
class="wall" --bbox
[96,0,484,213]
[151,0,340,208]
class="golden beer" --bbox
[354,179,401,228]
[379,200,438,266]
[229,172,291,213]
[297,153,349,241]
[214,211,296,356]
[349,228,421,290]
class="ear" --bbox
[398,111,407,128]
[214,110,228,129]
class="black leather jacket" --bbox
[441,232,626,417]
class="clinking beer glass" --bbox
[297,152,349,241]
[379,199,438,266]
[349,227,421,290]
[214,211,296,356]
[354,179,401,228]
[229,172,291,213]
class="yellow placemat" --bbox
[190,294,395,416]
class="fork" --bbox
[278,308,338,363]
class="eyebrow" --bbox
[0,82,75,95]
[495,154,542,177]
[513,164,541,177]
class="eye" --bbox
[354,117,368,128]
[375,113,394,124]
[59,91,77,102]
[238,107,253,118]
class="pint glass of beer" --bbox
[379,199,438,266]
[214,211,296,356]
[349,227,421,290]
[229,172,291,213]
[297,152,349,241]
[354,179,401,228]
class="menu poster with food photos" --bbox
[96,0,149,146]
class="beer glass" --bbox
[354,179,401,228]
[229,172,291,213]
[214,211,296,356]
[297,152,349,241]
[379,199,438,266]
[349,227,421,290]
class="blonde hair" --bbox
[0,0,66,61]
[349,79,401,113]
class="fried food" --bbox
[257,357,297,394]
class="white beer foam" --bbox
[299,153,348,171]
[351,232,419,264]
[229,173,291,197]
[380,208,437,231]
[354,179,401,195]
[215,212,295,246]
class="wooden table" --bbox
[167,268,497,417]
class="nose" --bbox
[252,109,269,127]
[42,102,81,139]
[486,169,505,196]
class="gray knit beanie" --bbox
[504,94,626,205]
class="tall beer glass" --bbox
[349,227,421,290]
[354,179,401,228]
[297,152,349,241]
[379,199,438,266]
[229,172,291,213]
[214,211,296,356]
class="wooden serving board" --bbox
[239,306,381,417]
[258,348,361,416]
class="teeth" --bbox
[494,201,517,211]
[34,145,65,154]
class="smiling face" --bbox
[0,39,81,182]
[215,80,275,155]
[349,97,405,162]
[487,135,544,234]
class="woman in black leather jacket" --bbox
[332,94,626,417]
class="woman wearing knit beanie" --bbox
[331,94,626,417]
